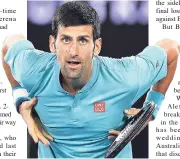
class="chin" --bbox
[67,74,81,80]
[67,70,84,79]
[62,68,84,80]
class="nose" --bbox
[69,42,78,57]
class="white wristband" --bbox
[12,85,30,113]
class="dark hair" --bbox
[52,1,101,41]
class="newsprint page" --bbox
[0,0,180,159]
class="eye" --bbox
[79,38,88,45]
[62,37,71,44]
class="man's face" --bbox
[54,25,100,80]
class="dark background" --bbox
[27,1,148,158]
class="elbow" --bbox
[166,47,179,65]
[1,43,8,57]
[156,39,179,64]
[2,34,25,56]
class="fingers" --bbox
[108,108,141,140]
[124,108,140,116]
[108,108,146,140]
[42,130,53,141]
[30,97,38,106]
[28,125,50,145]
[25,97,38,110]
[28,127,38,143]
[27,118,38,143]
[108,130,120,140]
[24,115,51,146]
[34,117,53,142]
[108,135,116,139]
[109,130,120,136]
[19,97,38,113]
[19,98,53,146]
[34,126,50,146]
[28,118,50,146]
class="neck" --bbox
[61,66,93,96]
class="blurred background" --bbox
[27,1,148,158]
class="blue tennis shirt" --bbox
[5,40,167,158]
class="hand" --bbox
[108,108,152,139]
[19,97,53,145]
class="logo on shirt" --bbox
[156,61,159,68]
[94,102,105,112]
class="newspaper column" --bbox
[149,0,180,159]
[0,0,27,158]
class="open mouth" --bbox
[66,61,81,68]
[67,61,81,65]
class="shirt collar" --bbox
[54,57,99,94]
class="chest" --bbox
[35,87,134,132]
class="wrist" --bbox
[12,85,30,113]
[144,90,165,120]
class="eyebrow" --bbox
[78,35,90,38]
[60,34,72,38]
[60,34,90,39]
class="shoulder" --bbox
[95,55,137,72]
[5,39,34,61]
[137,45,167,61]
[94,56,139,90]
[4,39,56,66]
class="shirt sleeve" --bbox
[131,45,167,103]
[97,45,167,107]
[4,39,56,91]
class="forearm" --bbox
[149,58,178,120]
[142,40,179,121]
[1,35,30,112]
[152,58,177,94]
[153,39,179,94]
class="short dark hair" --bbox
[52,1,101,41]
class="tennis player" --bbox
[1,1,179,158]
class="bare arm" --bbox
[145,39,179,121]
[1,34,25,87]
[108,39,180,138]
[152,39,179,94]
[1,34,53,145]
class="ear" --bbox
[49,35,56,53]
[94,38,102,56]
